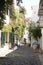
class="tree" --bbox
[0,0,22,30]
[9,5,19,20]
[29,25,42,40]
[0,0,6,29]
[16,0,22,6]
[19,6,26,17]
[32,26,41,40]
[0,0,13,29]
[2,1,26,39]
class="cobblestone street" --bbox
[0,45,42,65]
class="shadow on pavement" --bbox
[0,46,41,65]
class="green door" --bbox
[9,32,14,43]
[1,32,5,47]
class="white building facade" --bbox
[31,5,39,22]
[38,0,43,50]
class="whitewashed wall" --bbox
[41,28,43,50]
[0,30,1,48]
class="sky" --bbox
[22,0,40,18]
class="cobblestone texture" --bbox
[0,46,41,65]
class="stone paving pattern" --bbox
[0,45,42,65]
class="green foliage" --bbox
[0,22,5,30]
[19,6,26,18]
[0,0,6,29]
[10,6,22,22]
[10,6,17,20]
[29,26,42,40]
[17,0,22,6]
[9,5,25,38]
[2,24,12,32]
[19,6,26,15]
[0,0,13,30]
[2,1,25,39]
[0,0,22,30]
[14,25,25,39]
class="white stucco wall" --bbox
[0,30,1,48]
[41,28,43,50]
[39,16,43,50]
[38,28,43,50]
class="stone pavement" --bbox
[0,44,18,57]
[0,45,42,65]
[39,51,43,65]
